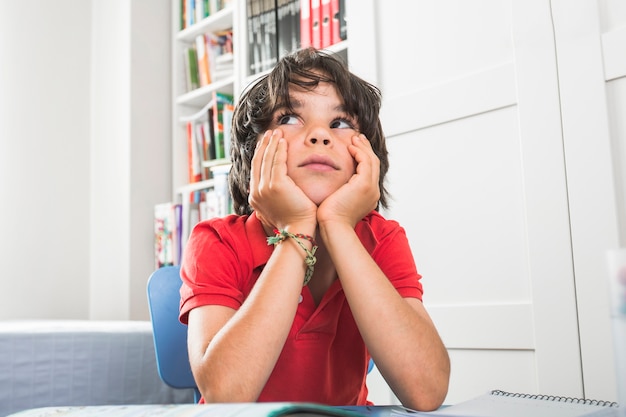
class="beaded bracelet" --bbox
[267,229,318,285]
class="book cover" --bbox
[300,0,311,48]
[310,0,321,49]
[289,0,301,53]
[210,164,231,217]
[174,203,183,265]
[258,0,278,72]
[206,30,234,81]
[277,0,292,58]
[338,0,346,41]
[203,118,215,161]
[154,202,178,268]
[330,0,341,45]
[320,0,331,48]
[195,34,212,86]
[210,92,234,160]
[180,0,186,30]
[195,0,206,23]
[187,121,203,183]
[222,103,235,160]
[195,122,210,180]
[248,0,263,74]
[185,0,195,28]
[184,47,200,92]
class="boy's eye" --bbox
[330,118,354,129]
[278,114,299,125]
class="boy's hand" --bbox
[249,129,317,232]
[317,134,380,228]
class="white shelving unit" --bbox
[169,0,350,252]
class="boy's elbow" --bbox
[402,383,449,412]
[399,363,450,411]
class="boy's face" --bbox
[266,81,360,205]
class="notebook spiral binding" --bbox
[490,390,620,408]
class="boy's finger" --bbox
[352,134,380,184]
[272,138,288,179]
[250,131,271,190]
[261,130,283,184]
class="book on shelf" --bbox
[187,121,203,183]
[246,0,258,74]
[262,0,279,71]
[310,0,321,49]
[222,102,234,159]
[211,164,232,217]
[194,0,208,23]
[183,31,233,94]
[154,202,181,268]
[293,0,345,55]
[173,178,233,261]
[196,34,212,86]
[300,0,312,48]
[206,29,234,81]
[250,0,351,76]
[247,0,278,75]
[184,0,196,29]
[277,0,301,59]
[207,91,234,160]
[183,46,200,92]
[330,0,341,44]
[195,122,210,179]
[180,0,233,30]
[320,0,331,48]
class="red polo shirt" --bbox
[179,211,423,405]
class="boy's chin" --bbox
[304,190,332,207]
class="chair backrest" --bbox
[147,265,200,402]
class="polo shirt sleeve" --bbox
[363,214,424,301]
[178,215,253,324]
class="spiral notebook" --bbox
[423,390,620,417]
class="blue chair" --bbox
[147,265,201,402]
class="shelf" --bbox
[201,158,230,169]
[176,179,215,196]
[176,76,235,107]
[176,5,234,43]
[243,40,350,88]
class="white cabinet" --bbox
[370,0,625,405]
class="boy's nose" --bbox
[309,138,331,145]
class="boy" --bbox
[179,48,450,411]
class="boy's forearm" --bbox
[319,222,450,410]
[193,239,309,402]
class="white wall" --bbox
[0,0,92,319]
[0,0,171,321]
[90,0,171,320]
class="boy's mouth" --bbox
[299,155,339,171]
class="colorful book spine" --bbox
[320,0,331,48]
[195,34,212,86]
[154,202,180,268]
[300,0,311,48]
[310,0,321,49]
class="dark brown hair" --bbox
[229,47,389,215]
